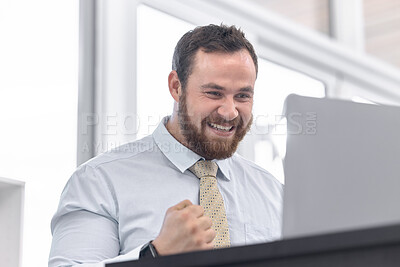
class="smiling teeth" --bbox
[209,123,232,131]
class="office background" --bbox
[0,0,399,266]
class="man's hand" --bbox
[152,199,215,255]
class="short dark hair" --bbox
[172,24,258,90]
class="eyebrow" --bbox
[201,83,254,93]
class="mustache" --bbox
[204,115,243,128]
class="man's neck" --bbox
[165,115,187,147]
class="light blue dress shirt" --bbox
[49,117,283,267]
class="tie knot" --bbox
[189,160,218,179]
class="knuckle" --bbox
[189,222,199,234]
[194,237,204,246]
[209,228,216,238]
[202,242,214,250]
[199,208,205,216]
[197,205,204,212]
[179,210,190,221]
[188,205,198,213]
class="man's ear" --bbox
[168,71,182,102]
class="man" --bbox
[49,24,283,267]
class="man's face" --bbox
[178,49,256,159]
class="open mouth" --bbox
[208,122,235,132]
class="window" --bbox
[249,0,330,35]
[249,59,325,183]
[0,0,78,266]
[364,0,400,69]
[137,5,194,138]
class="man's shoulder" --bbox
[229,153,271,174]
[229,153,283,187]
[83,135,158,169]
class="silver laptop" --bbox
[282,94,400,239]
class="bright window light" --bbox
[252,59,325,183]
[351,96,377,105]
[0,0,78,266]
[137,5,194,138]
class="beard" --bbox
[178,92,252,160]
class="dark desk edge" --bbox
[107,223,400,267]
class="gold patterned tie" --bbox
[189,160,231,248]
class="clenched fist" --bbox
[152,199,216,255]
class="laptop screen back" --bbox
[282,95,400,238]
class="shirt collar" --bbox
[214,158,232,181]
[152,116,231,181]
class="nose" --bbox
[217,98,239,121]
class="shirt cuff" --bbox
[102,244,144,265]
[71,243,145,267]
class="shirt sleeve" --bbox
[48,165,143,267]
[49,245,144,267]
